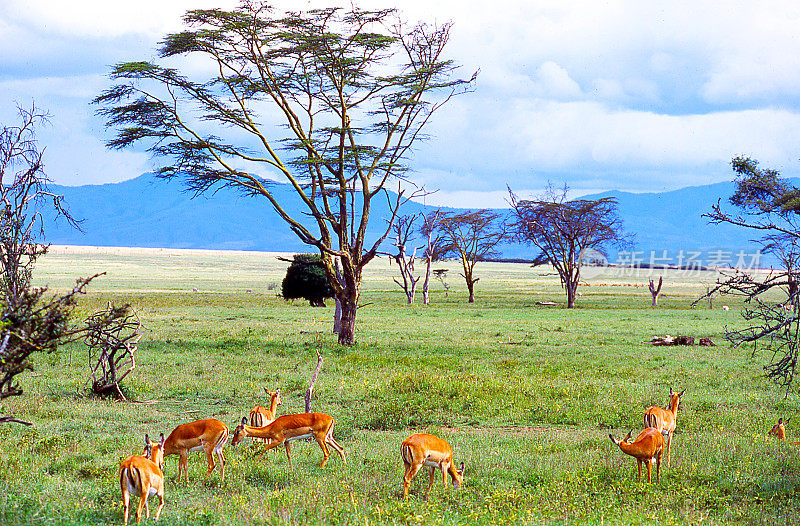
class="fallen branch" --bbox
[0,414,32,426]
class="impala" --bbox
[644,387,685,467]
[401,433,464,498]
[231,413,346,469]
[609,428,665,483]
[119,433,165,524]
[163,418,229,483]
[249,388,282,443]
[767,417,800,458]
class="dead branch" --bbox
[304,349,324,413]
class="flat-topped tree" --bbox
[94,3,474,345]
[508,185,627,308]
[435,210,507,303]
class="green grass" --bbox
[0,246,798,524]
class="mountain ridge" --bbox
[39,174,768,266]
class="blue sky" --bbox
[3,0,800,207]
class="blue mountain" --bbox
[39,174,768,267]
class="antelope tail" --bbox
[644,413,658,429]
[401,444,413,465]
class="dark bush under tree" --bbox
[282,254,334,307]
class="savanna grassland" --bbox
[1,246,799,525]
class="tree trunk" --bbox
[422,257,432,305]
[467,280,475,303]
[338,295,358,345]
[333,297,342,334]
[566,280,577,308]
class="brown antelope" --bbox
[644,387,685,467]
[767,417,800,458]
[162,418,229,483]
[609,428,665,483]
[769,417,788,459]
[231,413,346,469]
[401,433,464,498]
[119,434,165,524]
[249,388,282,443]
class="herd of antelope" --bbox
[117,384,789,524]
[117,386,462,523]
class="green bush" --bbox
[281,253,334,306]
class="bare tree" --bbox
[95,4,474,345]
[388,214,422,304]
[649,276,663,307]
[85,303,141,400]
[699,156,800,389]
[508,185,627,308]
[435,210,506,303]
[419,209,449,305]
[0,106,123,425]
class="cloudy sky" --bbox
[2,0,800,207]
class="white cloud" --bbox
[532,62,582,100]
[5,0,800,204]
[1,0,238,38]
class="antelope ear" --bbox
[459,461,464,473]
[626,430,633,441]
[264,387,270,395]
[241,416,248,426]
[159,433,165,446]
[779,418,784,424]
[144,433,150,446]
[678,389,686,397]
[669,387,673,395]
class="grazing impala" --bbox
[249,388,282,443]
[231,413,346,469]
[644,387,685,467]
[119,434,165,524]
[401,433,464,498]
[163,418,229,483]
[609,428,665,483]
[767,417,800,458]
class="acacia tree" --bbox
[701,156,800,389]
[508,185,626,308]
[435,210,506,303]
[94,4,473,345]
